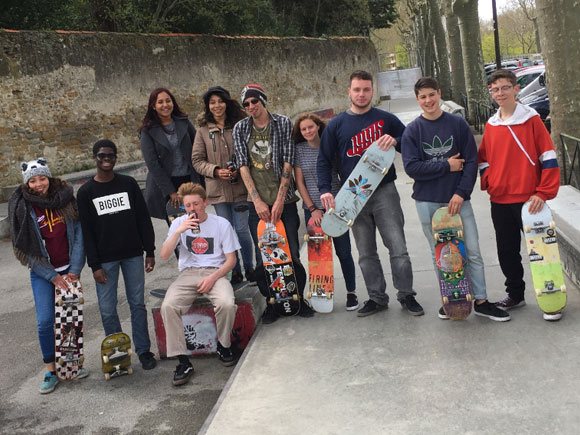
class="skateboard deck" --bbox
[321,141,395,237]
[54,276,84,380]
[432,208,473,320]
[101,332,133,380]
[166,199,186,223]
[522,202,567,314]
[304,217,334,313]
[257,220,300,316]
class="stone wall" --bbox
[0,30,379,191]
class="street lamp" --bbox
[492,0,501,69]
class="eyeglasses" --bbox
[96,153,117,161]
[242,98,260,108]
[489,85,514,95]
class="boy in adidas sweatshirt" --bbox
[478,69,560,320]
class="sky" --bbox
[478,0,510,21]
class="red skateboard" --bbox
[304,217,334,313]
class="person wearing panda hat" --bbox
[8,158,88,394]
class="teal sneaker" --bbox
[39,371,59,394]
[74,367,90,380]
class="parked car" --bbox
[518,71,547,102]
[515,65,545,90]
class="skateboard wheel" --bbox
[466,294,473,302]
[306,291,312,299]
[57,357,64,366]
[292,294,299,301]
[362,155,368,163]
[103,355,110,364]
[549,221,556,229]
[326,293,332,300]
[535,288,542,296]
[323,234,329,241]
[127,348,133,356]
[523,225,531,233]
[56,299,64,307]
[79,356,85,365]
[347,219,353,227]
[104,373,111,381]
[381,167,388,175]
[268,297,275,305]
[303,234,309,242]
[281,237,286,245]
[128,367,134,375]
[78,297,84,305]
[457,230,463,239]
[258,242,263,249]
[442,296,449,305]
[327,207,334,215]
[561,285,567,293]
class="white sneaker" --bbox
[543,311,563,322]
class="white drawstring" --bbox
[507,125,535,166]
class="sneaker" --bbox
[261,305,280,324]
[139,351,157,370]
[495,296,526,310]
[172,362,194,386]
[74,367,90,380]
[245,268,257,283]
[474,301,511,322]
[217,342,237,367]
[543,311,563,322]
[346,293,359,311]
[39,371,59,394]
[357,299,388,317]
[299,300,315,317]
[399,295,425,316]
[438,306,449,320]
[230,271,244,285]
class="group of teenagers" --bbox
[9,67,560,392]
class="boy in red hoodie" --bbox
[478,69,561,321]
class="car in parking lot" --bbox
[515,65,545,90]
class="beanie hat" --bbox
[21,158,51,184]
[240,84,267,106]
[203,86,232,106]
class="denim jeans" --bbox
[248,201,306,298]
[304,209,356,292]
[415,200,487,300]
[31,269,65,363]
[213,201,255,274]
[351,182,415,305]
[94,255,151,355]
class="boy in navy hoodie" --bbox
[402,77,510,322]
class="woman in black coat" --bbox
[140,87,202,221]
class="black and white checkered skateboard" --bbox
[54,277,84,380]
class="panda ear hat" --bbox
[21,158,52,184]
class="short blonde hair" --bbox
[177,182,207,200]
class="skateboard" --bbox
[101,332,133,380]
[321,141,396,237]
[522,202,567,315]
[54,276,85,380]
[432,207,473,320]
[257,219,300,316]
[303,217,334,313]
[166,199,186,223]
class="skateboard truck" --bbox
[325,208,353,227]
[362,154,388,175]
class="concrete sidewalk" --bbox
[201,153,580,433]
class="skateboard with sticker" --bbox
[101,332,133,380]
[432,207,473,320]
[522,202,566,315]
[321,141,395,237]
[303,217,334,313]
[257,220,300,316]
[54,276,85,379]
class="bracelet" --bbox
[308,205,318,212]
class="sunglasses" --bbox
[96,153,117,161]
[242,98,260,108]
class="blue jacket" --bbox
[29,208,85,282]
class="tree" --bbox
[498,6,537,54]
[536,0,580,182]
[511,0,541,52]
[452,0,487,123]
[428,0,451,99]
[441,0,466,103]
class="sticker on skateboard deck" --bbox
[54,276,85,380]
[257,220,300,316]
[321,141,395,237]
[304,217,334,313]
[101,332,133,380]
[522,201,566,315]
[432,208,473,320]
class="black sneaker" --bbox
[172,362,194,386]
[245,268,257,283]
[474,301,511,321]
[299,300,315,317]
[346,293,359,311]
[357,299,388,317]
[438,306,449,320]
[261,305,280,324]
[230,271,244,285]
[399,295,425,316]
[217,342,237,367]
[495,296,526,310]
[139,351,157,370]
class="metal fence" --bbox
[461,94,495,133]
[560,133,580,189]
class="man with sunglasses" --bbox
[77,139,158,369]
[233,83,314,324]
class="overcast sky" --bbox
[479,0,510,21]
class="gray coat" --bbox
[140,116,201,219]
